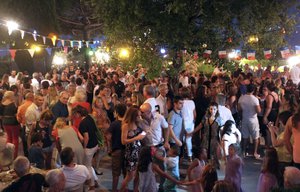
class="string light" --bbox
[6,21,19,35]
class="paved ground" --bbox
[0,132,262,192]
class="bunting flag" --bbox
[32,31,37,41]
[70,41,74,48]
[295,46,300,55]
[86,41,89,47]
[63,46,68,54]
[78,41,82,48]
[20,30,25,39]
[203,49,212,58]
[45,48,52,56]
[247,50,256,60]
[42,36,46,44]
[280,47,290,59]
[28,49,35,58]
[264,49,272,59]
[218,50,227,59]
[9,49,16,60]
[193,52,199,60]
[61,40,65,47]
[236,50,242,60]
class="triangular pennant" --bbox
[20,30,25,39]
[28,49,35,58]
[70,41,74,48]
[61,40,65,47]
[78,41,82,48]
[64,46,68,54]
[203,49,212,58]
[9,49,17,60]
[264,49,272,59]
[86,41,89,47]
[218,50,227,59]
[247,50,256,60]
[280,47,290,59]
[32,31,37,41]
[45,48,52,56]
[42,36,46,44]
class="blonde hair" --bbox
[74,90,87,102]
[54,118,67,130]
[2,91,15,102]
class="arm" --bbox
[284,117,293,154]
[191,123,203,135]
[187,160,199,181]
[121,124,145,145]
[168,124,182,146]
[152,164,181,185]
[163,127,170,150]
[255,104,261,114]
[83,132,89,148]
[263,95,272,123]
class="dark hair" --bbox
[31,132,43,144]
[41,81,50,89]
[137,146,152,172]
[173,95,183,104]
[278,111,292,125]
[212,180,236,192]
[207,102,219,117]
[246,84,256,93]
[40,110,54,121]
[72,105,89,117]
[266,81,276,92]
[284,90,297,113]
[192,147,206,159]
[60,147,74,165]
[261,148,279,177]
[9,85,18,92]
[170,145,180,156]
[123,107,139,125]
[75,77,83,86]
[201,164,218,192]
[114,103,127,118]
[180,87,191,99]
[221,120,235,138]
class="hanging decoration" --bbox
[295,46,300,55]
[193,52,199,60]
[42,36,46,44]
[218,50,227,59]
[280,47,290,59]
[51,35,57,46]
[20,30,25,39]
[78,41,82,48]
[247,50,256,60]
[264,49,272,59]
[9,49,16,60]
[63,46,68,54]
[61,40,65,47]
[28,49,35,58]
[45,48,52,56]
[32,30,37,41]
[6,21,19,35]
[203,50,212,58]
[70,41,74,48]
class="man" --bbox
[238,84,261,159]
[40,81,50,111]
[31,72,40,94]
[25,93,44,148]
[156,83,169,119]
[254,63,264,78]
[107,103,127,192]
[216,93,235,125]
[3,156,45,192]
[8,70,17,86]
[17,92,34,157]
[290,62,300,85]
[244,63,253,74]
[111,73,125,98]
[51,91,69,123]
[284,166,300,190]
[168,96,184,147]
[45,169,66,192]
[60,147,91,192]
[179,70,189,87]
[140,103,169,191]
[143,85,158,113]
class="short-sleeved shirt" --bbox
[79,115,98,148]
[107,120,125,152]
[28,145,45,169]
[168,110,183,144]
[3,173,45,192]
[181,99,195,131]
[238,94,259,120]
[61,164,90,191]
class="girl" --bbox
[256,148,279,192]
[187,147,207,192]
[224,143,243,192]
[221,120,241,156]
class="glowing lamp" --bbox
[287,56,300,68]
[160,48,166,54]
[6,21,19,35]
[119,48,129,58]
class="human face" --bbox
[159,86,168,97]
[140,107,151,120]
[228,146,235,157]
[59,93,69,105]
[35,96,44,107]
[174,100,184,111]
[209,105,218,117]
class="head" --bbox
[216,93,226,106]
[122,107,140,125]
[261,148,279,176]
[24,92,34,102]
[246,84,256,94]
[278,111,292,132]
[11,70,16,77]
[158,83,168,97]
[59,91,69,105]
[284,166,300,189]
[54,118,67,130]
[72,105,89,118]
[39,110,54,126]
[192,147,207,160]
[201,164,218,192]
[114,103,127,119]
[173,95,184,111]
[208,102,219,117]
[93,96,104,110]
[167,145,180,157]
[113,73,119,82]
[140,103,152,121]
[137,146,153,173]
[31,132,43,147]
[74,90,87,102]
[143,85,155,99]
[2,91,15,102]
[34,93,45,107]
[212,180,236,192]
[228,143,240,157]
[60,147,74,166]
[180,87,191,99]
[45,169,66,192]
[13,156,30,177]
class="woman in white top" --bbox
[221,120,241,156]
[181,87,196,161]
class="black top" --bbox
[111,80,125,98]
[107,120,125,152]
[0,103,19,125]
[3,173,45,192]
[79,115,98,148]
[28,145,45,169]
[34,122,53,148]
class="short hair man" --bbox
[45,169,66,192]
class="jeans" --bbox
[84,145,98,186]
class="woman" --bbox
[72,105,98,190]
[263,82,280,147]
[0,91,20,158]
[71,90,91,131]
[221,120,241,156]
[120,107,146,192]
[52,118,84,165]
[192,102,222,166]
[1,74,10,90]
[226,83,239,126]
[256,148,279,192]
[181,87,196,161]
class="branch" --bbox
[58,16,84,26]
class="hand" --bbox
[263,117,269,125]
[176,140,182,147]
[136,133,146,140]
[176,180,184,185]
[164,142,170,150]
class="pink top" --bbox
[256,172,277,192]
[189,159,204,192]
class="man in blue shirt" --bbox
[168,96,184,147]
[51,91,69,123]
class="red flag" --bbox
[218,51,227,59]
[203,50,212,58]
[193,52,199,60]
[264,50,272,59]
[9,49,16,60]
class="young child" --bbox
[136,146,182,192]
[28,133,45,169]
[187,147,207,192]
[224,143,243,192]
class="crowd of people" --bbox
[0,62,300,192]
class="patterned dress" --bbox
[125,128,141,172]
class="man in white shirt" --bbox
[8,70,17,86]
[156,83,169,119]
[143,85,158,113]
[216,93,235,125]
[290,63,300,85]
[31,72,40,94]
[60,147,91,192]
[238,84,261,159]
[179,70,189,87]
